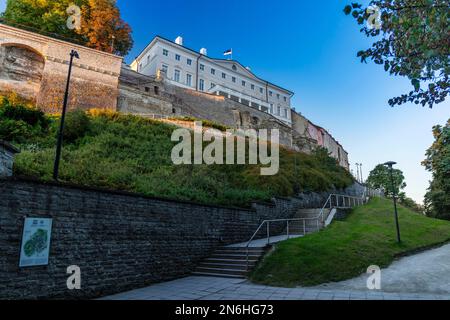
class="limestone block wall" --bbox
[0,23,122,112]
[0,140,19,177]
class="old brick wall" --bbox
[0,23,122,112]
[0,178,301,299]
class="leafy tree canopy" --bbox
[366,164,407,198]
[344,0,449,108]
[422,119,450,220]
[1,0,133,56]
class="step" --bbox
[215,248,265,254]
[195,267,248,276]
[210,254,261,260]
[192,272,245,279]
[204,258,258,265]
[199,262,254,270]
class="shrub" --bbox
[0,96,50,142]
[62,110,91,143]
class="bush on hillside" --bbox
[11,108,354,207]
[0,95,50,143]
[62,110,91,143]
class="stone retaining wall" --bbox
[0,178,301,299]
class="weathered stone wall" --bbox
[0,178,302,299]
[0,23,122,112]
[0,140,19,177]
[118,68,294,146]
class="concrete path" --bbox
[101,276,448,300]
[102,243,450,300]
[316,243,450,296]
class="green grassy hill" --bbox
[250,197,450,287]
[1,95,353,207]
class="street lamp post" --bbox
[355,163,360,182]
[384,161,401,243]
[53,50,80,181]
[359,163,364,184]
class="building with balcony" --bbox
[130,36,294,125]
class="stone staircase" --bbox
[284,208,330,235]
[193,247,267,278]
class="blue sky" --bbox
[1,0,448,203]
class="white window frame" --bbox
[186,74,192,86]
[174,69,181,82]
[199,79,205,91]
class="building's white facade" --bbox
[130,36,294,125]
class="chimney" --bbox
[200,48,207,56]
[175,36,183,46]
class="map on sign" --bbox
[19,218,53,267]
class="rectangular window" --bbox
[211,68,216,75]
[270,104,274,114]
[161,64,168,74]
[277,106,281,116]
[260,88,264,94]
[200,64,205,71]
[174,69,180,82]
[277,93,280,99]
[210,82,216,89]
[232,77,236,83]
[251,84,255,90]
[163,49,168,56]
[187,58,192,65]
[284,96,287,102]
[199,79,205,91]
[269,91,273,97]
[284,108,288,118]
[186,74,192,86]
[242,80,246,87]
[222,73,226,79]
[175,54,181,61]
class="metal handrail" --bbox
[318,194,367,223]
[244,193,370,270]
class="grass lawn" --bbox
[250,197,450,287]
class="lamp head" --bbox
[384,161,397,168]
[70,50,80,59]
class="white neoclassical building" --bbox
[130,36,294,125]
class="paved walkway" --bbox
[103,244,450,300]
[315,243,450,295]
[102,276,449,300]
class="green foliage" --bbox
[62,110,91,143]
[250,197,450,287]
[423,119,450,220]
[366,164,407,198]
[344,1,449,108]
[0,96,50,143]
[12,109,354,207]
[1,0,133,56]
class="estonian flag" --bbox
[223,49,233,56]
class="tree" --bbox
[366,164,407,198]
[1,0,133,56]
[422,119,450,220]
[344,1,449,108]
[79,0,133,55]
